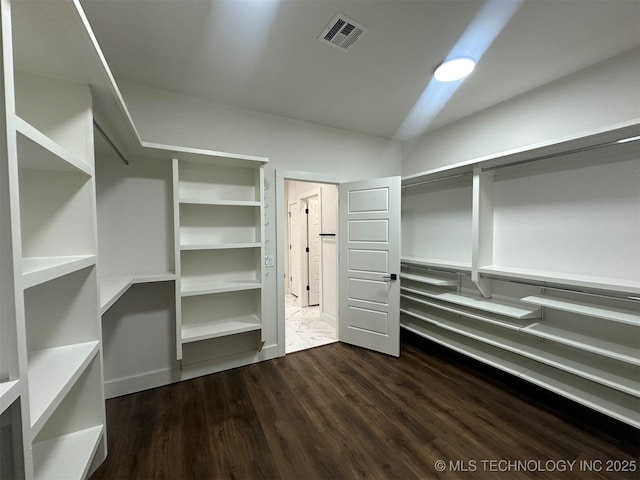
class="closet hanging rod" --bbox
[482,274,640,303]
[481,134,640,173]
[94,120,130,166]
[402,172,470,189]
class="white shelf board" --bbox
[0,380,21,414]
[15,116,92,176]
[400,319,535,377]
[401,256,471,272]
[522,295,640,326]
[180,242,262,251]
[100,272,176,315]
[182,317,261,344]
[181,280,262,297]
[521,341,640,397]
[401,292,533,330]
[520,364,640,429]
[179,197,260,207]
[33,424,104,480]
[144,141,268,166]
[523,322,640,366]
[23,255,96,289]
[28,341,100,437]
[99,275,132,315]
[400,272,457,287]
[479,265,640,295]
[400,306,539,355]
[401,285,540,319]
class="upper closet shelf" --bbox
[11,0,143,159]
[479,265,640,295]
[144,141,268,166]
[178,198,261,207]
[22,255,96,289]
[401,256,472,272]
[16,117,92,176]
[400,285,540,319]
[521,295,640,326]
[181,280,262,297]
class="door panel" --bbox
[308,195,321,306]
[289,201,300,297]
[339,176,400,357]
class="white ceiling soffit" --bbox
[318,13,368,52]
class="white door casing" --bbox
[338,176,401,357]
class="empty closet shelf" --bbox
[521,295,640,326]
[400,286,540,319]
[33,425,104,480]
[27,341,100,437]
[400,272,457,286]
[0,380,21,414]
[180,242,261,251]
[23,255,96,289]
[181,280,262,296]
[401,256,472,272]
[179,197,260,207]
[181,318,261,344]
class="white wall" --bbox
[118,81,401,359]
[403,48,640,175]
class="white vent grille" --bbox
[319,13,367,52]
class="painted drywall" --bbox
[402,48,640,176]
[118,81,401,361]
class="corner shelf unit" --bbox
[400,121,640,428]
[172,150,267,360]
[1,0,142,476]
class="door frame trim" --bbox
[276,170,342,357]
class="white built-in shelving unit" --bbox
[1,0,144,477]
[172,150,267,360]
[401,121,640,428]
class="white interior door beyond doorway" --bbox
[303,194,321,306]
[288,201,300,297]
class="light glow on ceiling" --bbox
[434,57,476,82]
[396,0,523,140]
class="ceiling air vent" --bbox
[319,13,368,52]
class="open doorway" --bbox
[284,180,338,353]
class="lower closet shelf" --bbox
[181,317,261,344]
[27,341,99,436]
[33,424,104,480]
[0,379,21,413]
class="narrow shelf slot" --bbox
[179,197,260,207]
[523,321,640,366]
[400,306,539,354]
[15,116,92,176]
[400,318,536,376]
[400,285,540,319]
[180,242,262,251]
[33,424,104,480]
[182,317,262,344]
[522,294,640,326]
[400,272,457,287]
[521,341,640,397]
[520,364,640,429]
[401,256,472,272]
[181,280,262,297]
[27,341,100,437]
[401,292,533,330]
[22,255,96,289]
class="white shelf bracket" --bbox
[472,274,492,298]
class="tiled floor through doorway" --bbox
[285,294,337,353]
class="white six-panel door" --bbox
[339,176,401,356]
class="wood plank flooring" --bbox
[91,332,638,479]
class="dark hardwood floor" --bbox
[91,332,638,479]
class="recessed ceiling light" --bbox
[434,57,476,82]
